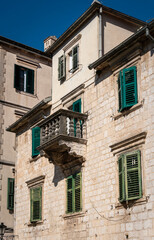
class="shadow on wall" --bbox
[52,165,65,186]
[95,67,112,85]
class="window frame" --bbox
[118,150,142,203]
[14,64,35,94]
[68,45,79,74]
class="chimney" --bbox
[44,36,57,52]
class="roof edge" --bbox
[0,36,51,59]
[7,96,52,133]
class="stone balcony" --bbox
[38,109,88,174]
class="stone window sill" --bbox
[15,89,37,98]
[27,220,43,227]
[29,154,41,163]
[62,211,86,219]
[115,197,148,209]
[112,101,144,121]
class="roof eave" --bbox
[7,96,52,133]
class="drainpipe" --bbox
[146,28,154,43]
[99,7,103,58]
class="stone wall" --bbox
[15,44,154,239]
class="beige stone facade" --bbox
[0,37,52,234]
[7,1,154,240]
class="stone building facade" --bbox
[7,1,154,240]
[0,36,52,234]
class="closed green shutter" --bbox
[118,150,142,203]
[66,172,82,213]
[30,187,42,222]
[14,65,20,90]
[118,156,125,202]
[74,172,82,212]
[26,68,34,94]
[32,127,40,157]
[125,151,142,200]
[7,178,14,210]
[123,66,137,108]
[67,176,73,213]
[72,46,78,71]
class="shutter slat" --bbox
[7,178,14,210]
[123,66,137,108]
[32,127,40,157]
[75,173,82,212]
[31,187,42,222]
[126,151,142,200]
[67,176,73,213]
[118,156,125,202]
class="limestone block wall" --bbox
[15,44,153,240]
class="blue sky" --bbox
[0,0,153,51]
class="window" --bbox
[30,187,42,222]
[58,55,66,80]
[118,66,137,112]
[32,127,40,157]
[69,45,79,73]
[67,172,82,213]
[118,150,142,203]
[14,64,34,94]
[7,178,14,210]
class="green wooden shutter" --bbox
[72,46,78,71]
[32,127,40,157]
[123,66,137,108]
[14,65,20,90]
[125,151,142,200]
[58,55,66,80]
[73,99,81,136]
[118,71,124,112]
[30,187,42,222]
[26,68,34,94]
[118,156,125,202]
[7,178,14,210]
[67,176,73,213]
[74,172,82,212]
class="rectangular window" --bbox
[7,178,14,210]
[118,150,142,203]
[58,55,66,80]
[118,66,137,112]
[69,45,79,73]
[30,187,42,222]
[32,127,40,157]
[67,172,82,213]
[14,64,34,94]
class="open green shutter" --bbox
[118,71,124,112]
[14,65,20,90]
[67,176,73,213]
[74,172,82,212]
[26,69,34,94]
[30,187,42,222]
[32,127,40,157]
[123,66,137,108]
[125,151,142,200]
[118,156,125,202]
[58,55,65,80]
[7,178,14,210]
[72,46,78,71]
